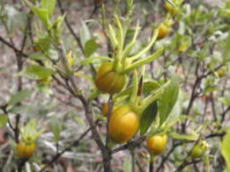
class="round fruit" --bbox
[191,140,209,158]
[16,141,36,158]
[157,24,171,40]
[95,62,126,94]
[108,105,139,143]
[147,134,168,155]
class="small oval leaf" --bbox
[140,101,158,135]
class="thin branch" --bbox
[205,132,225,139]
[112,136,146,154]
[105,95,113,147]
[39,121,99,172]
[175,160,201,172]
[221,106,230,123]
[0,35,28,58]
[156,142,182,172]
[56,0,84,53]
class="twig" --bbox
[181,63,225,133]
[156,142,182,172]
[149,156,154,172]
[0,35,28,58]
[112,136,146,153]
[130,148,135,172]
[221,106,230,124]
[56,0,84,53]
[39,121,99,172]
[175,159,201,172]
[0,104,20,143]
[205,130,225,139]
[210,93,217,121]
[105,95,113,146]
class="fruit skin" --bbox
[147,134,168,155]
[157,24,171,40]
[95,62,126,94]
[108,105,139,143]
[191,141,209,158]
[16,141,36,158]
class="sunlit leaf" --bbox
[219,97,230,106]
[221,131,230,172]
[41,0,56,18]
[158,80,179,125]
[25,65,54,80]
[0,115,8,128]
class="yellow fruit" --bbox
[108,105,139,143]
[164,2,179,16]
[147,134,168,155]
[95,62,126,94]
[16,141,36,158]
[157,24,171,40]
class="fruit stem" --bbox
[130,70,139,105]
[121,22,140,60]
[123,47,164,74]
[127,29,159,62]
[149,154,155,172]
[108,24,118,49]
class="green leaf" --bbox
[0,115,8,128]
[80,21,91,47]
[140,101,158,135]
[221,131,230,172]
[177,34,192,52]
[8,89,33,106]
[84,37,100,57]
[143,81,160,96]
[158,80,179,125]
[31,7,50,28]
[25,0,50,28]
[51,118,63,142]
[21,119,43,141]
[219,97,230,106]
[170,131,199,141]
[163,90,184,129]
[29,52,47,62]
[34,35,52,52]
[222,33,230,62]
[41,0,56,18]
[25,65,54,80]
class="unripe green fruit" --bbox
[191,140,209,158]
